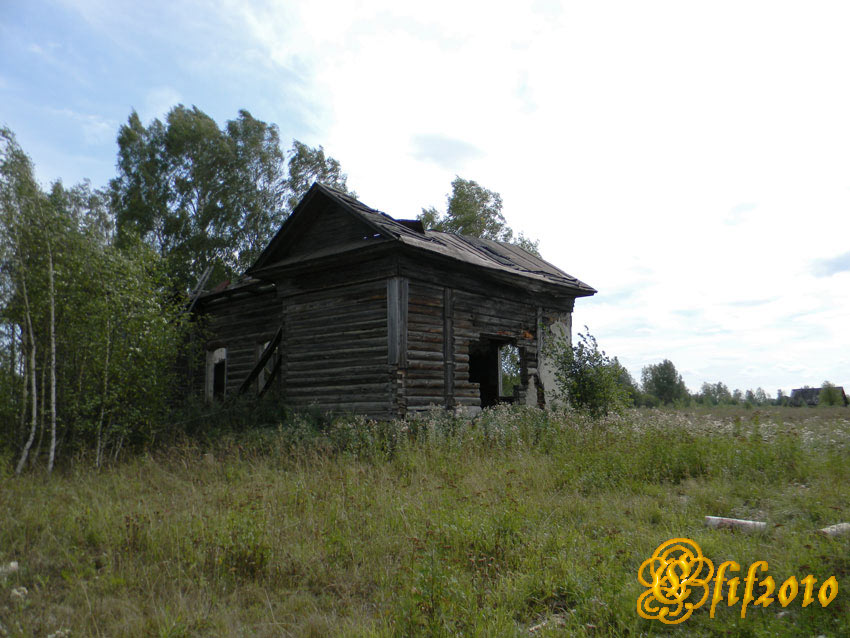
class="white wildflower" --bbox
[10,586,27,600]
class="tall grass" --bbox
[1,407,849,636]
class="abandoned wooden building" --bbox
[191,183,596,420]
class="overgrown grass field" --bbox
[2,407,850,637]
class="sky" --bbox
[2,0,849,395]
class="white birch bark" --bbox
[47,245,57,473]
[14,276,37,475]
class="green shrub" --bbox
[819,381,845,406]
[545,328,630,417]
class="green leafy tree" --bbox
[2,128,187,471]
[285,140,353,210]
[112,105,350,291]
[641,359,688,405]
[699,382,718,405]
[112,106,290,288]
[546,328,630,416]
[499,344,521,397]
[819,381,845,406]
[614,363,640,406]
[419,176,540,255]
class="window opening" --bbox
[499,344,521,399]
[469,338,522,407]
[206,347,227,401]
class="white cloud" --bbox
[141,87,183,123]
[411,134,484,170]
[47,108,115,145]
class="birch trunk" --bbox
[47,245,57,473]
[14,277,37,475]
[33,356,45,461]
[95,319,111,469]
[17,326,27,450]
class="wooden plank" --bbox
[286,359,389,374]
[287,317,385,338]
[285,393,392,403]
[285,381,391,393]
[258,354,281,397]
[407,349,443,362]
[399,277,408,368]
[406,322,444,334]
[387,277,399,365]
[238,326,283,394]
[443,287,454,408]
[287,304,386,324]
[387,276,408,367]
[285,327,387,345]
[287,345,389,360]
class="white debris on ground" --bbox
[818,522,850,537]
[0,561,18,580]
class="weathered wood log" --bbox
[286,383,391,396]
[818,523,850,537]
[287,346,388,361]
[704,516,767,532]
[286,359,388,374]
[287,307,386,326]
[238,326,282,394]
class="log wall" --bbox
[195,256,574,419]
[281,278,394,419]
[401,278,554,414]
[199,287,282,397]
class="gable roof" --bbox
[247,182,596,296]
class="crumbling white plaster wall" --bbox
[537,311,572,407]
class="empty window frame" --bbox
[469,337,523,407]
[499,343,521,399]
[205,347,227,401]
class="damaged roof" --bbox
[247,182,596,295]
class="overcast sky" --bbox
[2,0,849,395]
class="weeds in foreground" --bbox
[1,407,849,636]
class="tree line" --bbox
[550,329,845,415]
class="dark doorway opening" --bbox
[213,359,226,399]
[469,337,522,408]
[469,339,500,408]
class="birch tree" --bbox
[2,128,188,471]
